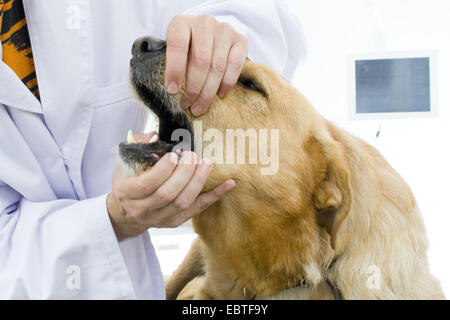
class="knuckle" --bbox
[128,207,144,220]
[155,188,175,203]
[199,14,215,25]
[169,220,181,228]
[193,49,211,68]
[151,218,165,229]
[228,57,243,71]
[212,59,227,74]
[198,197,211,211]
[167,15,189,50]
[217,21,232,33]
[114,190,125,203]
[165,217,182,228]
[236,33,248,45]
[167,33,189,50]
[185,85,201,98]
[174,199,191,212]
[170,14,186,26]
[134,180,151,195]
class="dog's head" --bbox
[123,36,319,178]
[121,37,352,279]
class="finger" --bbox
[165,15,191,94]
[217,35,248,98]
[169,158,214,212]
[190,25,233,116]
[120,152,178,199]
[181,15,215,109]
[137,151,199,211]
[174,179,236,224]
[152,178,236,229]
[144,158,215,228]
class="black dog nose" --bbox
[132,36,166,57]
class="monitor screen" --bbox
[355,57,431,114]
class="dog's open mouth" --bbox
[118,131,173,173]
[118,36,196,175]
[118,80,193,175]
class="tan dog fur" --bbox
[162,61,444,300]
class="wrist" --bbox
[106,193,149,241]
[106,193,128,241]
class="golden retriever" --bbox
[120,36,444,300]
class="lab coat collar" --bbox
[0,61,43,114]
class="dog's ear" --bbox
[312,124,352,250]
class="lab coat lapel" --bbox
[24,0,94,199]
[0,61,42,114]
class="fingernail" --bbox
[225,179,236,191]
[191,105,203,116]
[167,82,179,94]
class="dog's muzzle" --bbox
[131,36,167,61]
[119,36,193,175]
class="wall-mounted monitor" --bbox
[348,51,437,120]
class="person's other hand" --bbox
[164,14,248,116]
[107,134,235,241]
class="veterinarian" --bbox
[0,0,305,299]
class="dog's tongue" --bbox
[127,130,158,144]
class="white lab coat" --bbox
[0,0,305,299]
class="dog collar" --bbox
[325,278,343,300]
[322,255,344,300]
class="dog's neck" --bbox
[193,197,339,298]
[241,256,344,300]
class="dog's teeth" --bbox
[149,134,158,143]
[127,130,137,144]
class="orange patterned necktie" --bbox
[1,0,40,100]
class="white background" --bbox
[150,0,450,298]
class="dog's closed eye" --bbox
[238,77,267,97]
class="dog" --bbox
[119,36,445,300]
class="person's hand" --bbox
[164,14,248,116]
[107,135,235,241]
